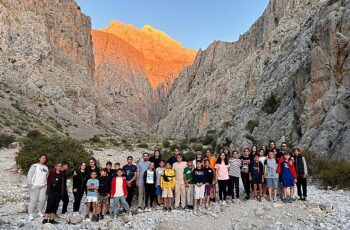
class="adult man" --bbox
[137,152,151,210]
[167,148,186,166]
[172,154,187,209]
[60,161,69,214]
[122,156,138,206]
[27,154,48,221]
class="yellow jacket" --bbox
[161,169,176,189]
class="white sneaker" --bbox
[28,214,34,221]
[38,212,44,217]
[222,201,227,205]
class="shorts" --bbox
[86,196,98,203]
[98,193,109,203]
[266,178,279,189]
[194,184,205,199]
[281,178,295,188]
[252,177,262,185]
[155,185,162,196]
[162,187,173,198]
[205,184,212,197]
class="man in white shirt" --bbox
[27,155,49,221]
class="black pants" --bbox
[296,176,307,197]
[61,190,69,214]
[241,172,250,198]
[229,176,240,199]
[126,183,136,206]
[218,180,229,201]
[144,183,155,207]
[73,190,84,212]
[46,191,61,214]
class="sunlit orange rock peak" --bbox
[99,20,197,88]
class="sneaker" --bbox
[168,208,172,212]
[222,201,227,205]
[49,220,59,224]
[289,198,295,203]
[100,215,104,220]
[137,207,143,213]
[113,214,118,220]
[282,198,288,204]
[42,219,48,224]
[28,214,34,221]
[85,214,89,219]
[245,196,250,200]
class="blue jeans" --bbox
[113,196,131,214]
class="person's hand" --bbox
[295,179,297,183]
[127,181,131,187]
[73,189,77,192]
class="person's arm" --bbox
[26,164,36,186]
[302,157,308,177]
[136,164,140,185]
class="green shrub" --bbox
[192,143,203,152]
[245,120,259,133]
[162,150,173,162]
[27,130,43,139]
[162,140,170,148]
[16,136,92,175]
[179,140,189,150]
[184,151,196,161]
[202,135,214,145]
[0,134,16,148]
[89,135,102,143]
[262,94,281,114]
[170,143,179,152]
[137,143,149,148]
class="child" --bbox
[110,169,131,218]
[293,148,308,201]
[193,160,207,209]
[228,150,241,200]
[86,171,99,221]
[250,154,264,201]
[184,159,194,209]
[155,160,166,205]
[215,152,230,204]
[114,162,120,171]
[258,149,267,196]
[240,148,252,200]
[161,162,175,211]
[98,168,111,220]
[143,162,156,210]
[204,159,214,207]
[277,152,297,203]
[264,151,279,202]
[42,163,63,224]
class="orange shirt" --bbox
[209,156,217,170]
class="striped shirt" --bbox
[228,158,241,177]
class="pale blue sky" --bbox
[77,0,270,49]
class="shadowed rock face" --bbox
[156,0,350,160]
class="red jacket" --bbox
[110,177,128,197]
[276,159,297,179]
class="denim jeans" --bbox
[112,196,130,214]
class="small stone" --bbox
[17,222,25,228]
[319,203,333,212]
[8,142,19,149]
[16,203,27,213]
[41,223,55,230]
[68,214,83,224]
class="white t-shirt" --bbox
[146,170,155,184]
[32,164,48,186]
[259,156,267,165]
[114,177,124,197]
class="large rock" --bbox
[16,203,27,213]
[68,215,83,224]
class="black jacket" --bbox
[143,170,157,185]
[73,170,88,192]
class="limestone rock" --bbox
[68,214,83,224]
[319,203,333,212]
[16,203,27,213]
[8,142,19,149]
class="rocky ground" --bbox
[0,147,349,230]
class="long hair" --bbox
[216,153,229,165]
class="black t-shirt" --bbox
[204,167,214,184]
[192,168,207,184]
[98,176,111,194]
[240,156,251,174]
[50,173,63,193]
[122,164,137,181]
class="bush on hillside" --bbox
[16,136,93,175]
[137,143,149,148]
[170,143,179,151]
[192,143,203,152]
[0,134,16,148]
[262,94,281,114]
[162,140,170,148]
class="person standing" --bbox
[72,162,87,213]
[184,159,194,209]
[204,149,217,202]
[110,169,131,219]
[42,163,64,224]
[86,171,99,221]
[293,148,308,201]
[137,153,151,211]
[228,150,241,200]
[143,162,156,210]
[264,151,279,202]
[150,150,162,168]
[277,153,297,203]
[161,162,176,212]
[122,156,138,206]
[27,154,48,221]
[60,161,69,215]
[203,159,214,207]
[215,152,230,204]
[240,148,252,200]
[192,161,207,209]
[172,154,187,209]
[250,154,264,201]
[155,160,166,205]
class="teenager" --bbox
[161,162,176,211]
[228,150,241,200]
[150,150,162,169]
[110,169,131,218]
[98,168,111,220]
[42,163,64,224]
[167,148,186,166]
[106,161,116,178]
[144,162,156,210]
[27,154,48,221]
[223,147,230,160]
[122,156,138,206]
[277,152,297,203]
[240,148,252,200]
[60,161,69,215]
[193,152,203,169]
[72,162,87,213]
[204,149,217,202]
[172,154,187,209]
[264,151,279,201]
[204,159,214,207]
[258,149,267,196]
[268,141,281,160]
[215,152,230,204]
[86,171,99,221]
[184,159,194,209]
[155,160,166,205]
[251,144,258,157]
[293,148,308,201]
[193,161,207,209]
[250,154,264,201]
[137,153,151,211]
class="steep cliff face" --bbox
[0,0,136,139]
[101,21,197,88]
[157,0,350,160]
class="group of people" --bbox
[26,140,308,224]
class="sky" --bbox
[76,0,270,50]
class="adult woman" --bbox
[27,154,48,221]
[73,162,88,213]
[86,157,100,179]
[215,152,230,204]
[150,150,162,168]
[193,152,203,168]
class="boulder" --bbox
[68,215,83,224]
[8,142,19,149]
[41,223,56,230]
[319,203,333,212]
[16,203,27,213]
